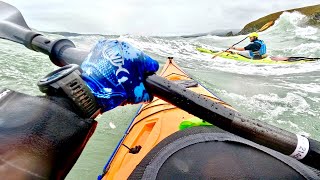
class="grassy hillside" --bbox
[238,4,320,35]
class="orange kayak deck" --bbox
[101,58,234,179]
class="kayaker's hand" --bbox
[0,90,97,179]
[81,39,159,113]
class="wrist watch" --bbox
[37,64,100,119]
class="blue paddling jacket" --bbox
[244,39,267,59]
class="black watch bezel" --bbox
[37,64,100,119]
[38,64,80,86]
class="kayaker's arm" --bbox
[230,46,245,51]
[231,41,261,52]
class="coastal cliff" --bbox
[238,4,320,34]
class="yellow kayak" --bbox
[98,58,318,179]
[196,47,318,64]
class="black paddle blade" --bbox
[0,1,32,44]
[288,57,320,62]
[0,1,30,28]
[0,1,86,66]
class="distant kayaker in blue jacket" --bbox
[229,32,267,59]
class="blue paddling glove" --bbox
[81,39,159,113]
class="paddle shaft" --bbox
[1,1,320,170]
[146,74,320,170]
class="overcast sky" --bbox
[2,0,319,36]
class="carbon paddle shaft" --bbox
[145,74,320,170]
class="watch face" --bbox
[40,68,71,83]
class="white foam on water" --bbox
[308,96,320,103]
[109,122,116,129]
[285,82,320,94]
[224,91,315,119]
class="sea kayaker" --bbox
[229,32,267,59]
[0,40,159,179]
